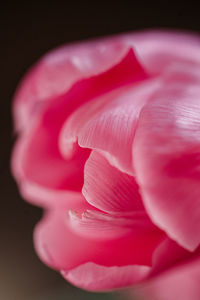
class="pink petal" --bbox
[13,31,200,132]
[150,238,193,276]
[136,256,200,300]
[34,200,163,272]
[69,210,195,290]
[12,129,89,192]
[82,151,144,213]
[15,179,83,209]
[69,208,158,240]
[133,71,200,250]
[122,30,200,75]
[12,49,143,204]
[13,39,137,132]
[60,78,156,175]
[62,262,150,291]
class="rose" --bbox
[12,30,200,299]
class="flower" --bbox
[12,30,200,298]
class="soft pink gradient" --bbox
[12,31,200,299]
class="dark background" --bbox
[1,2,200,299]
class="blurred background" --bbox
[1,1,200,299]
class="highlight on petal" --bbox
[162,61,200,85]
[62,262,150,291]
[82,151,143,213]
[15,179,83,209]
[133,75,200,251]
[122,30,200,75]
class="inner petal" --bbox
[60,79,158,175]
[69,209,156,240]
[12,49,146,195]
[82,150,144,213]
[13,38,132,132]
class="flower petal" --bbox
[69,209,157,240]
[133,75,200,250]
[122,30,200,74]
[151,238,192,276]
[60,79,157,175]
[34,199,163,272]
[12,129,89,192]
[13,39,142,132]
[16,179,83,209]
[13,31,200,132]
[62,262,150,291]
[137,256,200,300]
[12,49,143,205]
[82,151,144,213]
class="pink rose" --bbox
[12,31,200,299]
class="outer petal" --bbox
[62,263,150,291]
[150,238,192,276]
[12,128,89,191]
[12,49,143,205]
[34,197,163,272]
[136,256,200,300]
[13,39,137,132]
[122,30,200,74]
[15,180,83,209]
[133,75,200,250]
[13,31,200,132]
